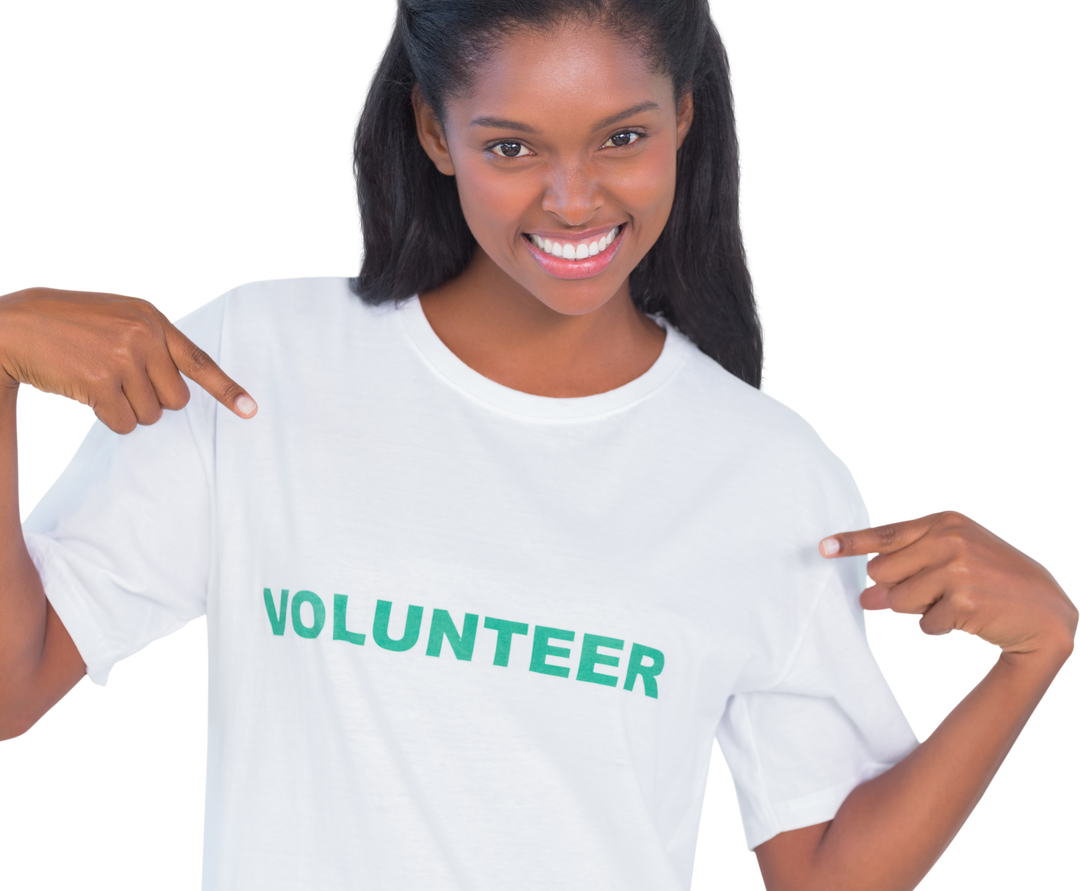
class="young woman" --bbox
[0,1,1074,889]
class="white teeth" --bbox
[529,225,621,260]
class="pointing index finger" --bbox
[163,318,257,418]
[819,515,936,558]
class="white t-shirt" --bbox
[23,277,917,890]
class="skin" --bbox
[754,514,1075,891]
[413,23,690,397]
[0,18,1075,891]
[411,47,1077,886]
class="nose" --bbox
[541,157,602,228]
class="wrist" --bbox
[0,289,33,390]
[999,635,1073,679]
[0,366,17,393]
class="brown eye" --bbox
[492,141,525,158]
[603,131,641,149]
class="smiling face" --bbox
[414,22,693,319]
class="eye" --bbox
[602,130,644,149]
[490,141,534,159]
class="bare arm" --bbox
[755,641,1070,891]
[0,382,86,739]
[0,287,257,739]
[754,512,1077,891]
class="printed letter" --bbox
[426,609,479,660]
[372,599,423,652]
[529,626,575,678]
[575,634,624,687]
[291,590,326,639]
[623,643,665,699]
[483,617,529,667]
[333,594,366,646]
[264,587,289,635]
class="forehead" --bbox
[444,23,674,126]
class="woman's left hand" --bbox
[820,511,1077,659]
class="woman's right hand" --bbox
[0,287,256,432]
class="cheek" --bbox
[621,144,679,227]
[453,159,534,245]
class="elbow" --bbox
[0,709,36,741]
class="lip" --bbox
[526,223,623,242]
[522,224,626,280]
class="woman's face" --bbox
[414,23,693,318]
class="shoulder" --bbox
[179,274,395,318]
[665,329,867,531]
[667,329,840,464]
[172,277,397,363]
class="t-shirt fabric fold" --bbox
[23,277,918,890]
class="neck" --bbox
[418,248,665,398]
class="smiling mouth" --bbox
[526,225,623,261]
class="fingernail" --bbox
[236,395,257,416]
[821,537,840,556]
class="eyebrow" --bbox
[468,101,661,135]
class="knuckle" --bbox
[936,510,969,530]
[876,524,899,548]
[105,328,150,370]
[111,414,137,435]
[84,367,112,391]
[951,587,978,616]
[942,527,971,558]
[160,388,190,411]
[106,339,135,364]
[946,559,974,582]
[115,315,152,349]
[185,345,214,373]
[218,380,244,405]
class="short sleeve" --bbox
[20,294,227,686]
[714,549,919,850]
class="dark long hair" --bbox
[352,0,763,388]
